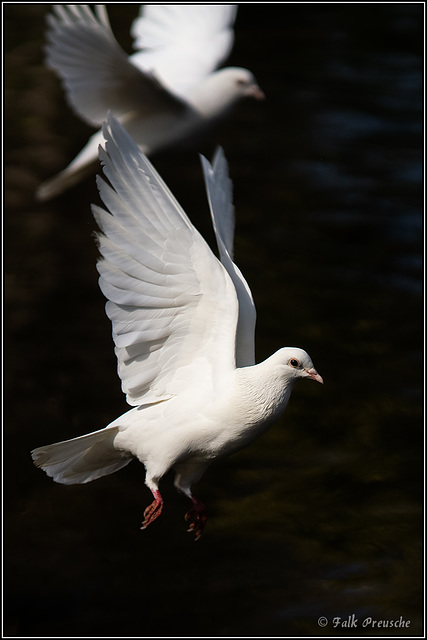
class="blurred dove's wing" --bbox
[130,4,238,97]
[45,4,189,127]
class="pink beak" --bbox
[305,368,324,384]
[249,85,266,100]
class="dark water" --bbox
[4,4,423,637]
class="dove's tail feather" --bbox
[31,426,132,485]
[36,159,99,202]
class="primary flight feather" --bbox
[31,117,323,540]
[36,4,264,201]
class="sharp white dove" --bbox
[31,117,323,540]
[36,4,264,201]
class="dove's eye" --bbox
[289,358,301,368]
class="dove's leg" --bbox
[141,476,163,530]
[174,461,209,540]
[184,496,207,541]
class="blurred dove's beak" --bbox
[305,368,324,384]
[250,85,265,100]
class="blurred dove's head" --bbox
[188,67,265,116]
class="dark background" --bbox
[4,3,423,637]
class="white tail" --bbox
[36,159,99,201]
[31,426,132,485]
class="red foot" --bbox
[185,497,207,541]
[141,490,163,530]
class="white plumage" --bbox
[36,4,264,201]
[31,117,323,539]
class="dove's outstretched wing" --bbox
[130,5,238,97]
[201,148,256,367]
[94,117,239,406]
[45,4,188,127]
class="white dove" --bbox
[31,118,323,540]
[36,4,264,201]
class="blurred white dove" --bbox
[36,4,264,201]
[31,118,323,540]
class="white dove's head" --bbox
[188,67,264,117]
[274,347,324,384]
[219,67,265,100]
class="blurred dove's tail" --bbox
[36,128,106,201]
[36,159,99,201]
[31,426,132,484]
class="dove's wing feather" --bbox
[202,147,235,260]
[45,4,187,127]
[201,148,256,367]
[130,4,238,97]
[94,118,239,406]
